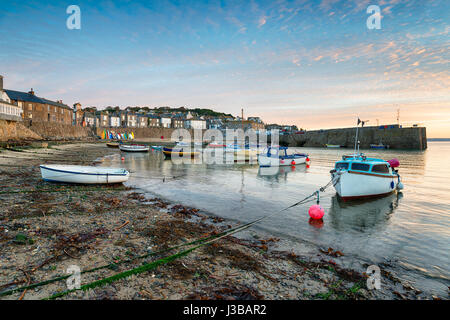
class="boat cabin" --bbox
[334,154,394,176]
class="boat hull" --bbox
[258,154,306,167]
[40,165,129,184]
[331,170,398,200]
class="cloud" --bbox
[258,16,267,27]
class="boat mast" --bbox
[354,117,359,156]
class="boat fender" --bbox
[390,181,395,189]
[291,160,296,165]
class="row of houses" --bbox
[0,75,270,131]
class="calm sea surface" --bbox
[100,141,450,296]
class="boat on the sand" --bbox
[106,142,120,148]
[40,164,129,184]
[119,144,150,152]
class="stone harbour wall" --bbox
[0,119,42,142]
[279,126,427,150]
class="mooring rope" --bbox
[41,176,338,300]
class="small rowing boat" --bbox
[151,145,163,151]
[40,164,129,184]
[258,146,309,167]
[162,147,200,158]
[119,144,150,152]
[106,142,120,148]
[326,144,341,148]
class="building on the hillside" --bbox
[4,84,72,124]
[185,118,207,130]
[120,111,137,127]
[207,118,224,130]
[97,111,109,127]
[137,114,148,128]
[109,113,120,127]
[160,114,172,128]
[225,120,264,131]
[172,114,185,128]
[148,114,160,127]
[0,75,22,121]
[248,116,263,124]
[83,112,97,127]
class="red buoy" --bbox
[309,204,325,220]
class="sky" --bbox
[0,0,448,137]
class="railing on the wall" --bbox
[0,100,22,121]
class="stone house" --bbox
[4,86,73,125]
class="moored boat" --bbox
[258,146,309,167]
[119,144,150,152]
[106,142,120,148]
[151,145,163,151]
[162,147,200,158]
[40,164,129,184]
[326,144,341,148]
[370,142,389,149]
[330,154,403,200]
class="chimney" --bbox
[28,88,35,95]
[0,75,3,91]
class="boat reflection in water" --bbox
[328,192,403,232]
[257,165,304,183]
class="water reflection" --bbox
[329,192,403,233]
[257,166,304,183]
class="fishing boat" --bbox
[258,146,309,167]
[326,144,341,148]
[330,118,403,200]
[119,144,150,152]
[40,164,129,184]
[162,147,200,158]
[330,154,402,200]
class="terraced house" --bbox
[2,79,72,124]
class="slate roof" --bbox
[4,89,72,110]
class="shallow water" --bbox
[101,142,450,296]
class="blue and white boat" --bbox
[257,146,309,167]
[330,154,402,200]
[40,164,129,184]
[330,118,402,200]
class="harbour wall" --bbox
[95,127,202,141]
[0,119,42,142]
[23,120,96,141]
[278,126,427,150]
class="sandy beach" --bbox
[0,142,430,300]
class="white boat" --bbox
[330,154,402,200]
[40,164,129,184]
[258,146,309,167]
[119,144,150,152]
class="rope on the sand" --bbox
[43,178,336,300]
[0,226,244,297]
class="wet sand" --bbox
[0,142,430,300]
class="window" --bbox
[372,164,390,173]
[335,162,349,170]
[351,163,370,171]
[28,104,33,111]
